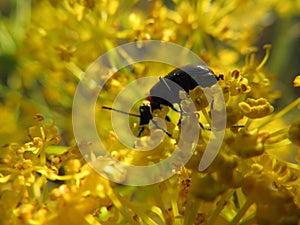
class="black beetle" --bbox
[103,65,223,137]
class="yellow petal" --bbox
[293,75,300,87]
[0,174,11,183]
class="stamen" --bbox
[268,127,289,138]
[249,50,257,67]
[264,139,292,149]
[256,44,271,71]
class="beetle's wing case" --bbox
[170,65,218,88]
[148,65,218,110]
[148,76,183,109]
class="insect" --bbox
[102,65,224,137]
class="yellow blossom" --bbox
[239,97,274,118]
[226,69,251,96]
[189,86,209,111]
[288,119,300,146]
[293,75,300,87]
[1,0,300,225]
[227,129,267,158]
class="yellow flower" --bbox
[227,129,267,158]
[293,75,300,87]
[288,119,300,146]
[189,86,209,111]
[1,0,300,224]
[190,173,225,201]
[238,97,274,118]
[242,173,300,225]
[226,69,251,96]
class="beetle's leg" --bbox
[138,127,145,137]
[165,115,171,122]
[215,74,224,81]
[175,104,183,126]
[199,121,205,130]
[195,113,211,131]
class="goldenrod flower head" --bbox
[1,1,300,225]
[242,173,300,225]
[227,69,251,96]
[228,129,267,158]
[238,97,274,118]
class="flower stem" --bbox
[183,198,201,225]
[107,190,140,225]
[228,199,253,225]
[207,190,234,225]
[264,139,291,149]
[164,179,181,225]
[256,45,271,71]
[268,127,289,138]
[183,170,202,225]
[258,97,300,129]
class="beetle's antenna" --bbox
[102,106,141,118]
[102,106,172,137]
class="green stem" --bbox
[164,179,181,225]
[264,139,291,149]
[152,184,168,222]
[228,199,253,225]
[107,190,140,225]
[258,97,300,129]
[268,127,289,138]
[238,215,256,225]
[207,190,234,225]
[183,198,201,225]
[183,170,202,225]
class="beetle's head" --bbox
[139,100,152,126]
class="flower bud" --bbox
[239,98,274,118]
[288,119,300,146]
[190,174,225,201]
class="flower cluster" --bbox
[1,0,300,225]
